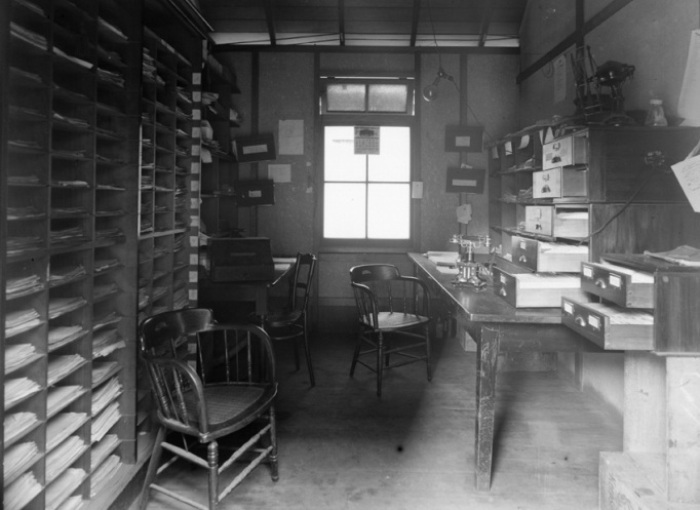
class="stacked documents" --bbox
[48,355,86,386]
[47,413,88,451]
[5,343,39,373]
[47,386,85,417]
[92,378,123,415]
[91,434,120,469]
[46,436,86,482]
[46,468,86,510]
[4,471,42,510]
[92,402,121,443]
[4,440,39,483]
[5,377,41,409]
[4,412,39,445]
[5,308,41,337]
[91,454,121,497]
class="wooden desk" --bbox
[199,259,295,320]
[408,252,601,491]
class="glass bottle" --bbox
[645,99,668,127]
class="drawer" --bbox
[580,262,654,308]
[511,236,589,272]
[493,267,588,308]
[523,206,589,238]
[561,298,654,350]
[542,132,588,170]
[532,167,588,198]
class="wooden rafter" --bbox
[478,0,493,47]
[338,0,346,46]
[410,0,421,47]
[262,0,276,45]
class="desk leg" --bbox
[475,326,499,491]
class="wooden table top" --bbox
[408,252,566,325]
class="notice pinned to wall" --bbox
[354,126,380,155]
[267,163,292,183]
[278,119,304,155]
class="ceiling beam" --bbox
[212,44,519,55]
[517,0,636,83]
[410,0,421,47]
[478,0,493,47]
[262,0,276,45]
[338,0,346,46]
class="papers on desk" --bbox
[425,251,460,275]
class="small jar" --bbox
[645,99,668,127]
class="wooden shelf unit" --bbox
[488,125,700,272]
[2,0,140,509]
[198,55,242,237]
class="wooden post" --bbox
[623,352,666,453]
[666,356,700,503]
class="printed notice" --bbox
[671,154,700,212]
[354,126,380,155]
[279,119,304,155]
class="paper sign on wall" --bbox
[267,163,292,183]
[278,119,304,155]
[354,126,380,155]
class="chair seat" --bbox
[180,384,277,438]
[362,312,429,331]
[266,310,302,328]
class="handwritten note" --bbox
[671,154,700,212]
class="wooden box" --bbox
[561,298,654,350]
[523,205,589,238]
[580,261,654,308]
[532,167,588,198]
[493,267,589,308]
[511,236,589,273]
[542,131,588,170]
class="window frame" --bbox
[318,116,419,252]
[319,77,416,116]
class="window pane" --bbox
[367,184,410,239]
[326,83,366,112]
[324,183,366,238]
[324,126,366,182]
[368,84,408,112]
[368,127,410,182]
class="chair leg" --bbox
[302,323,315,387]
[269,406,279,481]
[376,331,384,397]
[425,325,433,382]
[349,330,363,377]
[207,441,219,510]
[139,426,166,510]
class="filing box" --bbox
[511,236,589,272]
[532,167,588,198]
[580,261,654,308]
[493,267,588,308]
[561,298,654,350]
[542,131,588,170]
[523,205,589,238]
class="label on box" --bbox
[609,274,621,288]
[588,314,601,330]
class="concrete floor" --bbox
[142,327,623,510]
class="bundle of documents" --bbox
[93,312,120,330]
[645,245,700,267]
[49,297,87,319]
[56,495,83,510]
[96,227,123,240]
[10,21,47,49]
[6,236,43,256]
[46,436,86,482]
[98,16,127,40]
[53,111,90,128]
[47,385,85,417]
[7,205,43,220]
[49,265,87,285]
[5,377,41,409]
[15,0,46,16]
[53,46,93,69]
[91,434,120,469]
[142,48,156,81]
[47,413,88,451]
[4,440,39,483]
[4,471,42,510]
[46,468,86,510]
[92,329,125,359]
[6,275,44,298]
[47,354,86,386]
[92,378,123,415]
[50,226,88,245]
[5,343,39,372]
[5,308,41,338]
[93,282,119,300]
[92,402,121,443]
[97,67,125,88]
[91,454,121,497]
[4,412,39,446]
[49,325,86,350]
[92,361,119,387]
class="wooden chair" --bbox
[349,264,432,396]
[138,308,278,510]
[262,253,317,387]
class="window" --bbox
[323,125,411,241]
[321,79,414,115]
